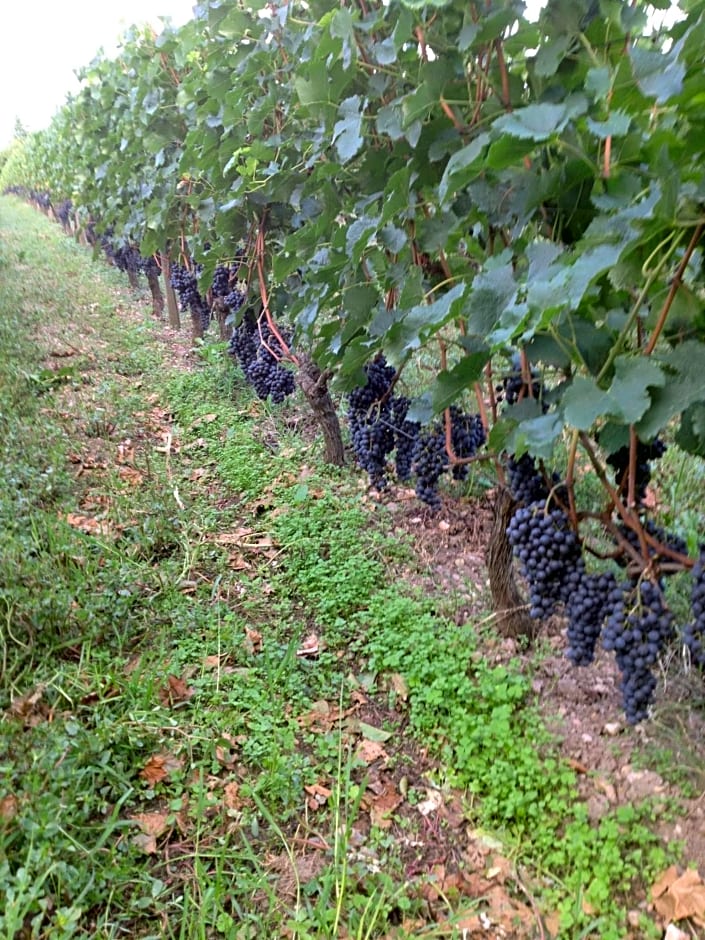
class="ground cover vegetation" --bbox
[2,0,705,934]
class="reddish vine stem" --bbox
[439,96,464,131]
[627,426,638,510]
[579,432,690,572]
[255,218,301,367]
[415,26,428,62]
[603,134,612,179]
[519,348,535,399]
[485,361,498,425]
[644,222,705,355]
[474,382,490,435]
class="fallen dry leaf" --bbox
[118,466,143,486]
[416,788,443,817]
[355,739,388,765]
[389,673,409,702]
[9,685,45,720]
[63,512,117,537]
[0,794,19,823]
[296,632,320,658]
[215,733,244,770]
[223,781,241,811]
[244,627,263,654]
[116,441,136,464]
[652,867,705,923]
[362,781,402,829]
[131,811,171,855]
[157,674,194,707]
[140,752,183,786]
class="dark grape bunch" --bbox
[55,199,73,228]
[683,550,705,669]
[346,358,485,505]
[140,255,159,278]
[347,357,398,488]
[565,569,616,666]
[602,580,675,724]
[391,397,420,482]
[211,264,231,297]
[170,263,211,330]
[409,409,484,505]
[506,454,550,505]
[411,426,448,508]
[448,406,486,480]
[227,312,295,404]
[498,356,544,408]
[507,502,583,621]
[606,437,666,507]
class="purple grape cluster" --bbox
[506,454,551,505]
[411,427,448,508]
[449,406,486,481]
[616,519,687,576]
[602,580,675,723]
[565,569,617,665]
[346,359,484,504]
[171,264,210,330]
[507,503,583,620]
[227,313,295,404]
[347,357,399,488]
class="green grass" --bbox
[0,195,687,939]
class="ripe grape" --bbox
[602,580,674,723]
[506,502,583,620]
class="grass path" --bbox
[0,196,691,940]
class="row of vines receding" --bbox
[3,0,705,723]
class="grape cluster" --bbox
[100,235,141,277]
[171,263,211,330]
[412,427,449,508]
[506,454,551,505]
[224,285,247,312]
[346,359,485,505]
[449,406,486,480]
[602,580,675,723]
[606,437,666,507]
[391,397,420,482]
[683,551,705,669]
[347,357,399,488]
[211,264,231,297]
[170,264,202,308]
[140,255,160,278]
[55,199,73,227]
[565,569,616,665]
[507,503,583,620]
[227,313,295,403]
[499,357,544,407]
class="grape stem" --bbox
[643,221,704,355]
[256,217,300,367]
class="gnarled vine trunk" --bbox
[145,266,165,319]
[295,354,345,466]
[485,487,536,641]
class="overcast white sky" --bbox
[0,0,197,149]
